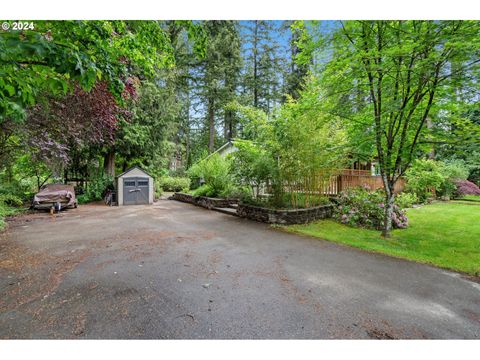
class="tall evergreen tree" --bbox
[199,21,242,153]
[242,21,285,113]
[283,21,310,100]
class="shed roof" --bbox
[116,165,153,179]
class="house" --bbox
[351,160,380,176]
[116,166,154,206]
[215,140,237,158]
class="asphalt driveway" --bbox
[0,200,479,339]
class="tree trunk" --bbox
[185,129,191,167]
[224,109,233,140]
[253,20,259,108]
[382,178,395,238]
[426,117,435,159]
[104,148,116,177]
[208,98,215,153]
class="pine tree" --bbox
[199,21,242,153]
[242,21,285,114]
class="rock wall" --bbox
[171,193,237,209]
[171,192,334,225]
[237,203,334,225]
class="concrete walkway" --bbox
[0,200,478,339]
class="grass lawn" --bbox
[453,195,480,202]
[285,201,480,275]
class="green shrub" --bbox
[0,193,24,207]
[0,181,33,203]
[78,173,114,204]
[440,159,470,180]
[231,139,276,197]
[239,191,330,209]
[158,176,190,192]
[220,185,251,200]
[187,154,234,198]
[0,204,6,230]
[154,185,163,200]
[405,159,445,201]
[438,160,470,198]
[0,196,25,231]
[191,184,216,197]
[334,188,408,229]
[76,194,91,204]
[395,192,418,209]
[468,168,480,186]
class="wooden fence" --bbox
[332,169,405,195]
[281,169,405,196]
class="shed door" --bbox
[123,177,149,205]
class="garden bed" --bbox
[237,202,334,225]
[170,192,238,209]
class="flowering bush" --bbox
[334,188,408,230]
[454,179,480,197]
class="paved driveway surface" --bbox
[0,200,479,339]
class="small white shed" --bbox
[116,166,154,206]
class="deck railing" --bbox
[334,170,405,194]
[277,169,406,196]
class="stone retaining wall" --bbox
[171,192,334,224]
[171,192,238,209]
[237,203,334,225]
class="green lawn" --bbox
[285,201,480,275]
[454,195,480,202]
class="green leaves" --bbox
[4,85,15,97]
[0,20,206,123]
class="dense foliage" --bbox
[158,176,191,192]
[0,21,181,122]
[188,153,236,198]
[76,173,114,204]
[404,159,471,201]
[394,192,419,210]
[228,80,347,208]
[404,160,446,202]
[0,194,24,230]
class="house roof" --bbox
[215,140,235,153]
[203,139,236,161]
[116,165,153,179]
